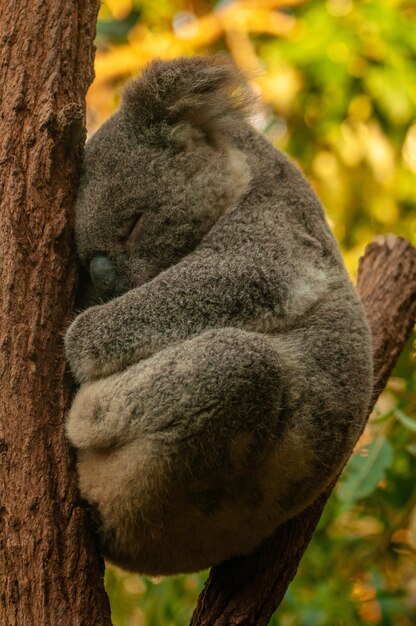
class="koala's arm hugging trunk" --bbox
[66,249,263,381]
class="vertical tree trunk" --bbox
[0,1,112,624]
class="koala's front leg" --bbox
[65,251,274,382]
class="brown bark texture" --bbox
[0,1,112,625]
[191,234,416,626]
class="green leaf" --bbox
[395,407,416,433]
[338,437,393,503]
[97,9,141,43]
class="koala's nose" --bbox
[89,255,118,297]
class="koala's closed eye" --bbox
[124,212,144,245]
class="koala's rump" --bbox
[76,424,318,575]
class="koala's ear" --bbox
[121,56,254,144]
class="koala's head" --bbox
[76,56,253,302]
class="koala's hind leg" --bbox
[67,327,297,573]
[66,327,285,452]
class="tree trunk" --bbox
[191,234,416,626]
[0,1,112,624]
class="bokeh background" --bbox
[86,1,416,624]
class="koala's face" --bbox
[76,110,247,302]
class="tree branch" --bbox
[190,234,416,626]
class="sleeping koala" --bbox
[65,56,373,575]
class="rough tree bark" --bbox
[191,234,416,626]
[0,1,112,625]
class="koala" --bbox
[65,56,373,576]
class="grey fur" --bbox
[65,56,373,575]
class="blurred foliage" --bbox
[88,0,416,624]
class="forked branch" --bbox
[191,234,416,626]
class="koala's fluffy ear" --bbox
[121,56,254,144]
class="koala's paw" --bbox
[66,379,119,450]
[66,380,102,449]
[65,309,103,383]
[66,374,133,450]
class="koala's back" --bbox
[199,124,373,466]
[193,123,364,345]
